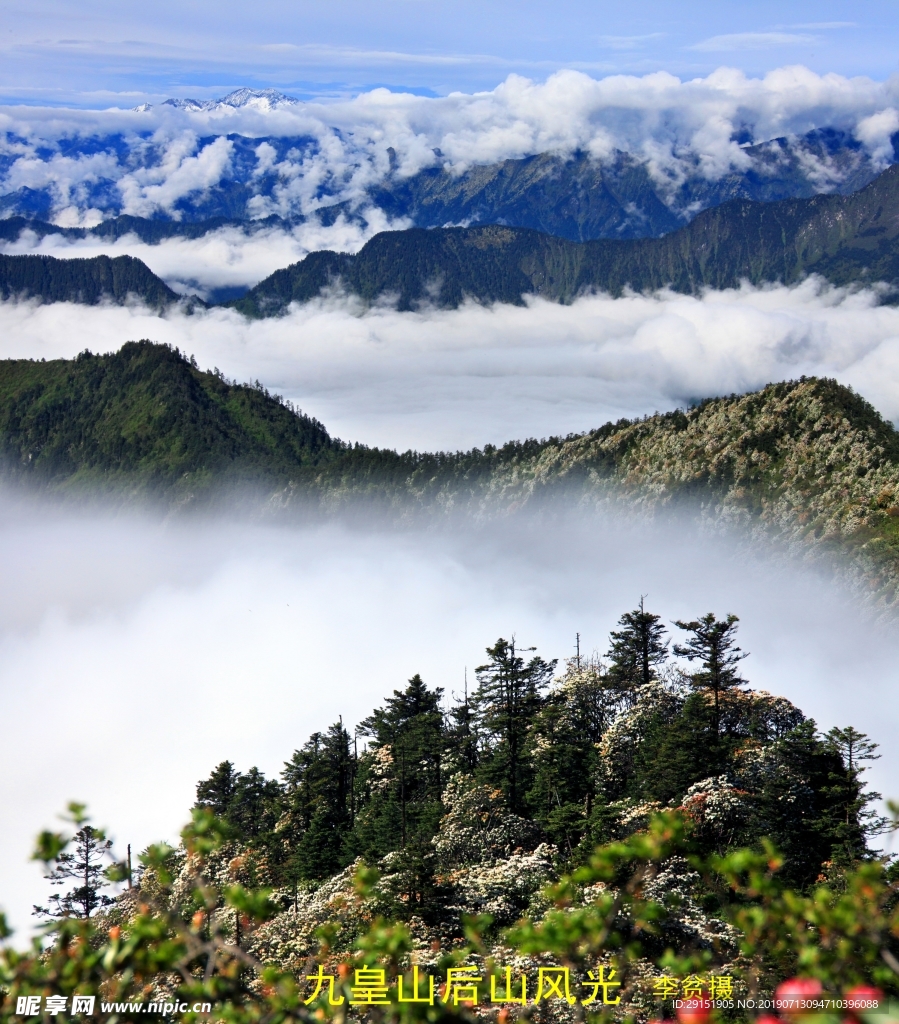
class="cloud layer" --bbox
[2,66,899,222]
[0,214,408,299]
[1,280,898,451]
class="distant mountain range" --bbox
[3,342,899,603]
[154,88,301,113]
[5,159,899,312]
[233,161,899,311]
[1,84,895,238]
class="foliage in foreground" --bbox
[2,805,899,1023]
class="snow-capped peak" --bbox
[218,88,299,110]
[152,88,299,113]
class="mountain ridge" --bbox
[5,160,899,313]
[3,342,899,604]
[0,252,194,310]
[2,123,894,235]
[231,162,899,313]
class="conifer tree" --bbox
[528,656,613,854]
[673,612,748,738]
[33,826,115,919]
[446,671,478,774]
[607,599,669,693]
[824,726,888,861]
[354,676,445,857]
[228,768,282,840]
[473,638,555,815]
[283,722,354,879]
[195,761,241,818]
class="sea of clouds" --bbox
[4,62,899,939]
[3,66,899,222]
[1,281,898,450]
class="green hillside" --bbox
[232,163,899,314]
[3,343,899,601]
[0,252,195,310]
[0,342,335,498]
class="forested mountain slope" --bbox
[0,213,297,247]
[0,342,335,496]
[3,344,899,601]
[368,132,887,242]
[232,163,899,314]
[0,252,195,310]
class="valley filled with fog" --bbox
[1,280,899,451]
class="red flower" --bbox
[844,986,883,1021]
[677,999,712,1024]
[775,978,823,1017]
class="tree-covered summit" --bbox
[187,604,883,922]
[0,341,336,497]
[20,604,898,1019]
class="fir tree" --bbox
[283,722,354,879]
[354,676,445,860]
[607,599,668,693]
[824,726,887,861]
[195,761,241,818]
[446,670,478,774]
[228,768,282,840]
[33,826,115,919]
[473,638,555,815]
[528,656,618,854]
[673,613,748,738]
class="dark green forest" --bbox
[0,252,190,310]
[0,342,335,495]
[191,604,885,929]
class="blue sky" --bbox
[2,0,898,105]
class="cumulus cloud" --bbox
[1,280,899,451]
[2,65,899,219]
[0,502,897,935]
[117,133,235,218]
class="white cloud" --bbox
[1,209,410,299]
[117,134,235,218]
[855,107,899,167]
[0,279,898,451]
[2,65,899,219]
